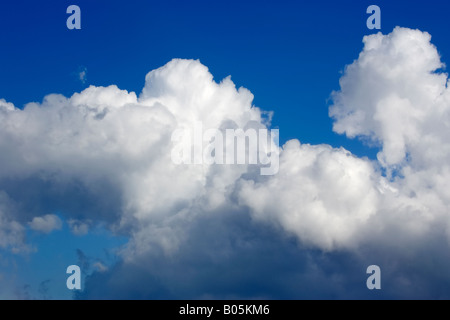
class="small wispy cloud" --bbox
[78,67,87,84]
[93,261,108,272]
[72,66,87,85]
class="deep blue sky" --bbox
[2,0,449,156]
[1,0,450,299]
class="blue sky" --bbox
[3,0,449,153]
[2,0,450,151]
[1,0,450,299]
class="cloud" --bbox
[93,261,108,273]
[328,27,450,245]
[0,59,266,259]
[330,27,450,169]
[238,140,381,250]
[0,192,26,252]
[28,214,62,234]
[67,219,90,236]
[0,99,15,112]
[239,27,450,252]
[77,67,87,84]
[1,27,450,298]
[79,71,86,83]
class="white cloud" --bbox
[79,70,87,84]
[328,27,450,242]
[330,27,450,170]
[239,27,450,250]
[28,214,62,234]
[67,219,90,236]
[0,27,450,263]
[2,27,450,298]
[0,99,15,112]
[76,67,87,84]
[0,59,264,257]
[238,140,381,250]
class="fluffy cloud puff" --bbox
[28,214,62,234]
[0,59,263,258]
[1,27,450,298]
[239,140,381,250]
[328,27,450,243]
[239,28,450,251]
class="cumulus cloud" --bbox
[0,59,264,257]
[328,27,450,244]
[330,27,450,169]
[28,214,62,234]
[238,140,381,250]
[0,99,15,112]
[1,27,450,298]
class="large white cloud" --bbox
[0,27,449,270]
[0,59,265,259]
[329,27,450,243]
[239,27,450,250]
[330,27,450,169]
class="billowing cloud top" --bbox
[1,27,450,299]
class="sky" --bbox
[1,0,450,299]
